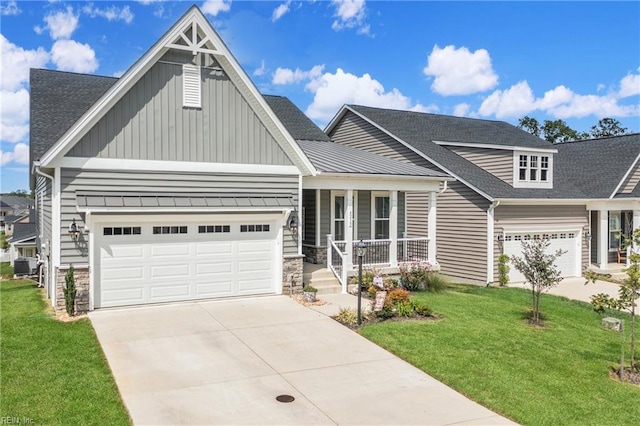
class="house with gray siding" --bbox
[326,105,640,284]
[30,6,450,312]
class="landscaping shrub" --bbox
[396,300,416,318]
[63,265,76,316]
[413,300,433,317]
[424,272,449,293]
[498,254,510,286]
[349,266,382,289]
[399,261,434,291]
[388,288,410,305]
[373,298,395,319]
[335,307,359,325]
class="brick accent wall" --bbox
[282,255,304,295]
[56,266,90,314]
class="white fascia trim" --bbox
[343,107,494,202]
[609,152,640,199]
[496,198,591,206]
[77,206,291,214]
[434,140,557,154]
[586,200,640,211]
[55,157,301,176]
[501,225,583,233]
[324,105,350,134]
[304,175,442,192]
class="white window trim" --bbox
[513,151,553,189]
[371,191,391,240]
[182,63,201,108]
[330,190,357,242]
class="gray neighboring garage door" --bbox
[503,230,580,282]
[95,214,280,308]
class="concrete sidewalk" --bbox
[91,296,516,425]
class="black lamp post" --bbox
[356,239,367,326]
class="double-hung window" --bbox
[515,152,553,188]
[373,195,390,239]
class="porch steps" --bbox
[303,267,342,294]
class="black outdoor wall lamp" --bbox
[69,219,81,242]
[287,210,298,238]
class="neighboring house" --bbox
[30,6,449,312]
[326,105,640,284]
[8,222,37,266]
[0,195,34,232]
[3,210,32,237]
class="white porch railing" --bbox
[327,235,430,292]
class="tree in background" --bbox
[510,237,566,325]
[7,189,31,197]
[518,116,630,143]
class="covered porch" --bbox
[302,178,441,293]
[588,200,640,270]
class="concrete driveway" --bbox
[90,296,516,425]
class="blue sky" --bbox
[1,0,639,192]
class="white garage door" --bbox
[95,215,280,308]
[503,231,580,283]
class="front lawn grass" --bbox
[0,279,130,425]
[360,284,640,426]
[1,261,13,277]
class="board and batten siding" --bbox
[437,181,490,282]
[357,191,371,240]
[319,190,331,242]
[493,204,589,280]
[619,163,640,194]
[59,168,299,265]
[447,146,513,185]
[329,111,440,240]
[66,51,292,167]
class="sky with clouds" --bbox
[1,0,639,192]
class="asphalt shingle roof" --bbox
[265,95,446,177]
[0,195,34,209]
[30,69,117,165]
[10,223,36,243]
[346,105,640,200]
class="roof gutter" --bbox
[439,180,448,195]
[33,162,54,183]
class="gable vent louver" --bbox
[183,64,201,108]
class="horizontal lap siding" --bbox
[329,112,440,170]
[494,205,589,279]
[67,51,292,166]
[620,164,640,194]
[448,146,513,185]
[303,189,316,245]
[36,176,52,249]
[438,182,489,282]
[358,191,371,240]
[406,192,428,237]
[59,169,299,264]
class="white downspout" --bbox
[34,165,55,307]
[487,200,500,284]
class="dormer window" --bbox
[514,152,553,188]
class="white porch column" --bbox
[427,191,437,264]
[598,210,609,270]
[389,190,398,267]
[343,189,354,292]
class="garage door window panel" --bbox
[153,226,188,235]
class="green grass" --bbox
[360,285,640,426]
[0,279,130,425]
[1,261,13,277]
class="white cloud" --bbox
[0,143,29,166]
[453,103,470,117]
[619,72,640,98]
[478,81,536,119]
[423,45,498,96]
[272,1,291,22]
[43,6,79,39]
[331,0,368,33]
[477,80,640,120]
[272,65,325,85]
[253,60,266,77]
[0,88,30,143]
[0,34,50,91]
[51,39,98,73]
[201,0,231,16]
[0,1,20,16]
[82,4,134,24]
[304,68,436,122]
